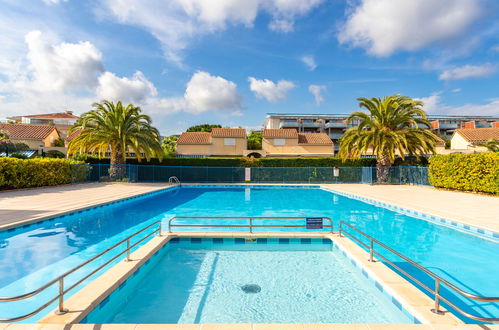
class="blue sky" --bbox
[0,0,498,135]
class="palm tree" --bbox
[68,100,164,180]
[478,139,499,152]
[339,95,439,182]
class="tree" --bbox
[68,100,164,180]
[247,130,262,150]
[0,130,9,142]
[478,139,499,152]
[162,135,178,157]
[186,124,222,132]
[339,95,439,182]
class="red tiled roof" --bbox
[177,132,212,144]
[67,129,82,141]
[0,123,57,140]
[20,112,79,120]
[211,128,246,138]
[298,133,332,145]
[263,129,298,138]
[455,128,499,143]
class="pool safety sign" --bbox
[306,217,323,229]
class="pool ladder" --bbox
[338,221,499,323]
[0,221,163,323]
[168,176,180,186]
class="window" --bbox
[274,138,285,146]
[224,138,236,146]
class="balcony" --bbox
[279,121,299,128]
[438,122,459,129]
[325,121,347,128]
[301,121,322,128]
[328,133,343,140]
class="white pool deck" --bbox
[0,182,498,329]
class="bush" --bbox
[46,150,66,158]
[9,153,28,159]
[0,158,86,190]
[429,153,499,194]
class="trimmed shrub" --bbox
[429,153,499,194]
[0,158,86,190]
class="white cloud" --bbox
[43,0,68,5]
[97,71,157,103]
[439,64,497,80]
[338,0,482,56]
[416,93,441,113]
[248,77,296,103]
[417,93,499,116]
[153,71,242,114]
[451,88,462,93]
[301,55,317,71]
[24,30,104,92]
[100,0,323,63]
[308,84,326,105]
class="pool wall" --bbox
[38,232,462,326]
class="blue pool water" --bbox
[0,186,497,323]
[84,238,413,324]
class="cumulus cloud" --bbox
[338,0,482,56]
[43,0,68,4]
[439,64,497,80]
[248,77,296,103]
[308,84,326,105]
[24,30,104,92]
[155,71,242,114]
[417,93,499,116]
[97,71,157,103]
[301,55,317,71]
[100,0,323,63]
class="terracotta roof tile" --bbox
[297,133,332,145]
[211,128,246,138]
[67,129,82,141]
[455,128,499,143]
[21,112,79,120]
[0,123,57,140]
[263,129,298,138]
[177,132,212,144]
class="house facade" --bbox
[176,128,247,157]
[7,111,79,139]
[450,128,499,152]
[0,123,61,150]
[262,129,334,157]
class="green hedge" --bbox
[429,153,499,194]
[0,158,87,190]
[85,157,378,167]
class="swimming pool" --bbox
[83,237,415,324]
[0,185,497,323]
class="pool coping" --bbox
[37,232,462,327]
[320,186,499,242]
[0,184,179,233]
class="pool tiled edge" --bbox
[38,231,461,327]
[321,186,499,242]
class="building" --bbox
[264,113,499,152]
[450,128,499,152]
[262,129,334,157]
[7,111,79,139]
[176,128,247,157]
[0,123,61,150]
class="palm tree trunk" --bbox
[376,154,391,183]
[109,145,126,180]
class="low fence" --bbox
[70,164,429,185]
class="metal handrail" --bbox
[0,221,162,323]
[168,176,180,186]
[338,221,499,323]
[168,216,334,233]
